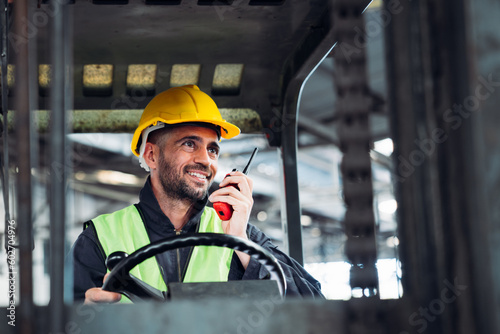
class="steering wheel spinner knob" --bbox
[105,251,129,271]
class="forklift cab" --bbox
[1,0,500,333]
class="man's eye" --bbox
[208,147,219,156]
[183,141,195,148]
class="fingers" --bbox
[84,287,122,304]
[209,172,254,238]
[209,185,252,206]
[84,273,122,304]
[216,172,253,206]
[210,171,253,204]
[218,171,253,195]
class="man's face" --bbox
[156,125,219,203]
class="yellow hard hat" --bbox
[131,85,240,156]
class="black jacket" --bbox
[72,178,324,300]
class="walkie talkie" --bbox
[213,147,259,221]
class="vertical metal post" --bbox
[465,0,500,330]
[278,97,304,265]
[13,0,33,333]
[49,0,72,332]
[276,11,338,266]
[384,1,446,332]
[63,3,74,304]
[1,0,10,233]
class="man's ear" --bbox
[142,142,158,170]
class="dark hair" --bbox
[147,126,171,149]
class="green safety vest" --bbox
[90,205,234,303]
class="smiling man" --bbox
[72,85,323,303]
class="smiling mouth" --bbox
[187,171,209,183]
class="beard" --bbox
[157,153,212,203]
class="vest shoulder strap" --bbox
[83,219,107,262]
[92,205,150,258]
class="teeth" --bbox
[188,172,207,179]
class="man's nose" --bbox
[193,148,211,167]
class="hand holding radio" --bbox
[212,169,239,221]
[211,148,258,221]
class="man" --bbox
[72,85,323,303]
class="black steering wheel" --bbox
[102,233,287,302]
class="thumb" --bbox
[103,273,111,283]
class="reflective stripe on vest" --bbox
[92,205,234,303]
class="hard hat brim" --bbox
[131,117,240,157]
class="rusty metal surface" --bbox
[2,107,262,133]
[83,64,114,96]
[126,64,157,93]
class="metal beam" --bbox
[1,0,11,258]
[49,0,72,332]
[13,0,34,332]
[2,108,262,133]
